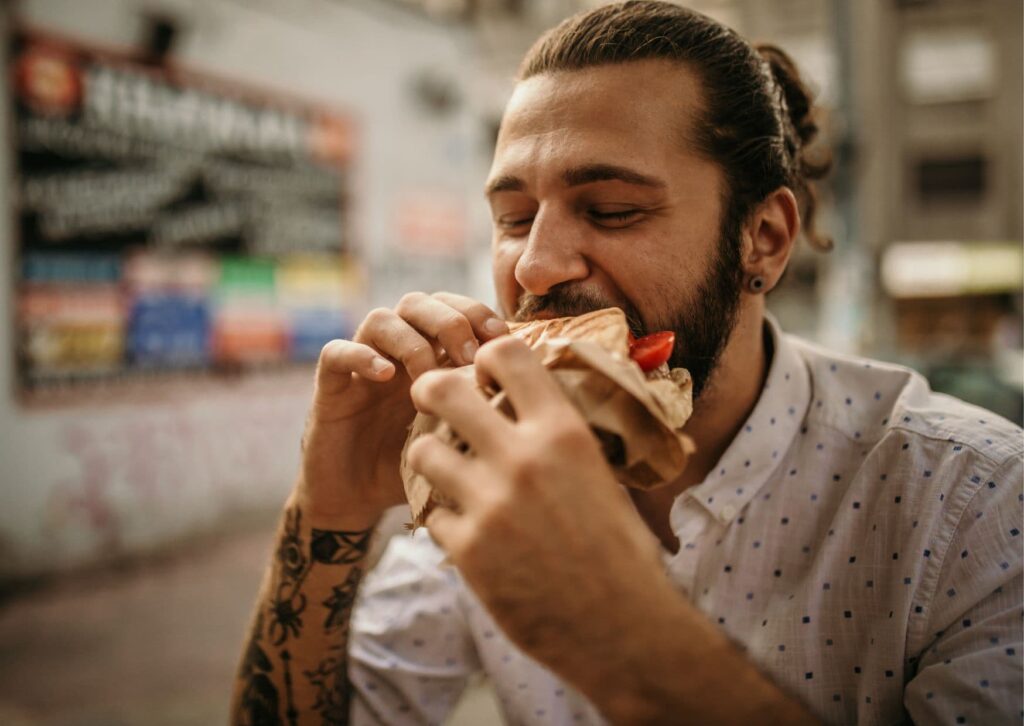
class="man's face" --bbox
[486,59,744,398]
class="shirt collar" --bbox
[676,314,811,527]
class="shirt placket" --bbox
[665,492,715,597]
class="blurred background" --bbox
[0,0,1020,723]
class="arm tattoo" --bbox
[323,567,363,632]
[269,507,310,646]
[235,611,283,726]
[281,649,298,726]
[311,528,372,565]
[304,643,355,726]
[302,566,364,724]
[235,504,375,726]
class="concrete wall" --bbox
[0,0,488,579]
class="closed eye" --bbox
[497,216,534,233]
[588,208,643,228]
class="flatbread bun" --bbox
[400,308,695,527]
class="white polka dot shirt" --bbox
[348,318,1024,725]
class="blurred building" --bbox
[0,0,1020,581]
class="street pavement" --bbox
[0,515,500,725]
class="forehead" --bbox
[494,59,708,172]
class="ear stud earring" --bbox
[747,275,766,293]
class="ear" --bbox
[740,187,800,292]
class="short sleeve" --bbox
[904,453,1024,724]
[348,530,482,725]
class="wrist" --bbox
[580,584,816,725]
[564,577,687,722]
[288,481,384,532]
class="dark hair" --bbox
[518,0,833,252]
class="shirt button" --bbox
[720,504,737,522]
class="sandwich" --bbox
[400,307,695,527]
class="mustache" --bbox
[513,285,645,335]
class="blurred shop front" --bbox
[0,0,491,582]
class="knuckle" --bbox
[467,302,494,322]
[547,421,591,450]
[476,335,523,368]
[414,369,452,401]
[317,339,360,374]
[429,290,458,303]
[476,493,511,530]
[395,291,426,315]
[434,292,481,317]
[318,338,343,360]
[488,335,525,356]
[437,310,473,339]
[363,307,393,328]
[400,342,434,368]
[474,339,501,367]
[508,453,542,490]
[473,508,497,535]
[473,341,494,368]
[406,435,431,468]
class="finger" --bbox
[395,292,483,366]
[315,339,395,396]
[474,336,567,418]
[424,505,468,555]
[355,307,438,380]
[430,292,509,341]
[406,434,477,504]
[410,369,512,455]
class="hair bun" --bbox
[756,42,833,250]
[755,43,818,148]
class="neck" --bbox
[622,301,770,548]
[683,303,769,485]
[627,301,769,552]
[651,302,771,497]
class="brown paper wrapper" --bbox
[400,309,695,527]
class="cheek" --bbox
[613,237,709,326]
[491,239,522,318]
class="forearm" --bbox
[231,491,380,726]
[560,581,819,725]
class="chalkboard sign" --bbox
[12,28,362,398]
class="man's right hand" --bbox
[296,291,509,525]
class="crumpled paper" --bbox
[400,308,695,528]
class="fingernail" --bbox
[483,317,507,337]
[461,340,478,363]
[370,356,393,375]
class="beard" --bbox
[513,219,744,401]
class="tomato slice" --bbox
[629,331,675,372]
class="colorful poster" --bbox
[11,28,361,396]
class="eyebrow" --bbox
[563,163,666,189]
[485,163,666,197]
[485,174,523,196]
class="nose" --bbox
[513,206,590,296]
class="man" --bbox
[232,2,1023,724]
